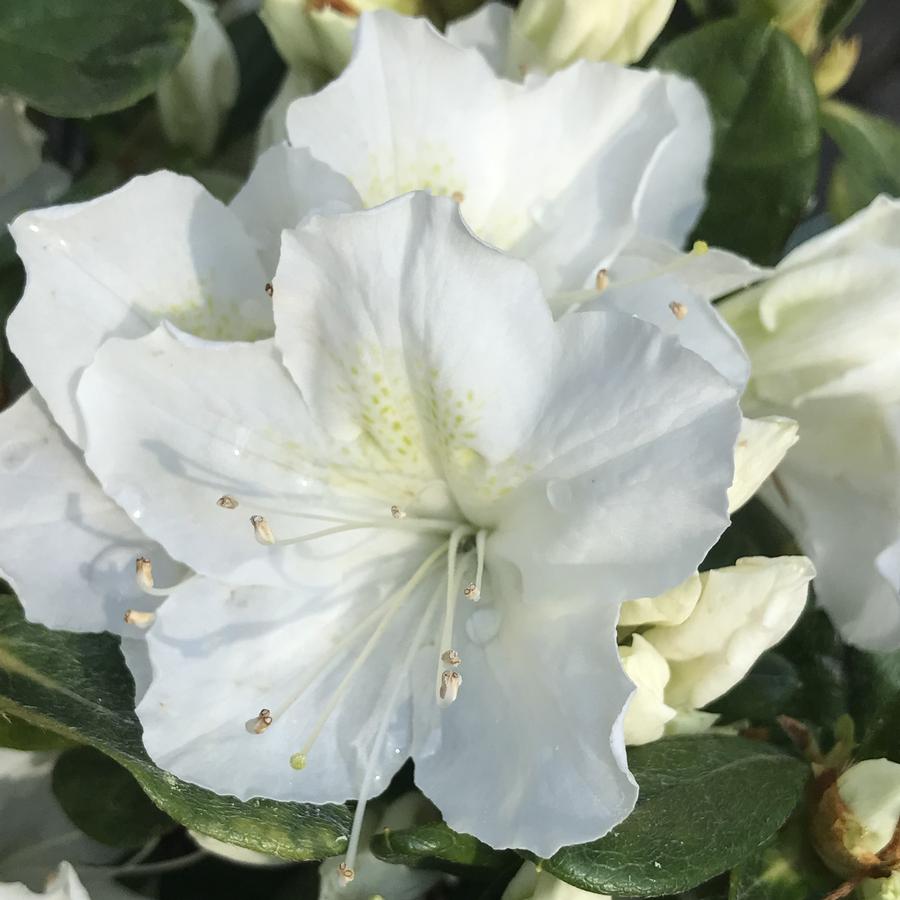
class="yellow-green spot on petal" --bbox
[289,752,307,770]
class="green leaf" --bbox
[821,0,866,43]
[655,18,820,265]
[0,0,193,118]
[541,735,809,897]
[0,594,351,860]
[53,746,175,847]
[822,100,900,222]
[846,646,900,762]
[370,822,517,876]
[708,651,803,724]
[0,711,73,751]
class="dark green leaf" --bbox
[0,0,193,117]
[0,710,72,750]
[370,822,516,876]
[0,595,351,860]
[709,652,803,724]
[541,735,809,897]
[702,498,799,572]
[53,746,175,847]
[655,18,820,265]
[823,100,900,222]
[846,646,900,762]
[821,0,866,42]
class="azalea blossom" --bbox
[44,192,742,868]
[721,195,900,649]
[448,0,675,78]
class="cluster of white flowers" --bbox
[1,0,899,895]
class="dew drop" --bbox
[0,440,35,473]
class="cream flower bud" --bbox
[156,0,240,158]
[261,0,425,78]
[619,634,676,746]
[618,572,701,629]
[501,861,609,900]
[644,556,814,709]
[812,759,900,878]
[512,0,675,70]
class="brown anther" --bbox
[451,191,465,204]
[463,582,480,601]
[250,514,276,545]
[390,504,406,520]
[254,708,273,734]
[217,494,239,509]
[135,556,154,590]
[669,301,688,320]
[264,282,274,298]
[310,0,359,15]
[439,670,462,703]
[441,649,461,666]
[124,609,156,628]
[338,862,355,884]
[595,268,609,292]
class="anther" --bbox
[451,191,465,204]
[124,609,156,628]
[390,504,406,520]
[441,649,461,666]
[595,268,609,292]
[464,582,480,601]
[217,494,239,509]
[135,556,154,591]
[250,514,276,545]
[439,670,462,703]
[338,862,355,885]
[246,708,273,734]
[265,282,274,297]
[669,301,688,320]
[289,752,307,770]
[692,239,709,255]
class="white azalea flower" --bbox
[502,860,606,900]
[0,97,69,225]
[283,11,762,390]
[0,144,359,649]
[448,0,675,77]
[156,0,240,158]
[261,0,424,79]
[721,195,900,649]
[54,192,740,864]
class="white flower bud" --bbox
[156,0,240,158]
[812,759,900,879]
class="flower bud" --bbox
[156,0,240,158]
[261,0,425,78]
[513,0,676,70]
[812,759,900,879]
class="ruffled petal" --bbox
[0,390,186,636]
[8,173,271,445]
[728,416,798,513]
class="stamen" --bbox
[595,268,609,292]
[288,544,449,767]
[337,862,354,885]
[464,582,479,600]
[390,504,406,520]
[217,495,239,509]
[451,191,465,204]
[669,301,688,320]
[134,556,187,597]
[339,586,441,884]
[123,609,156,628]
[250,514,276,544]
[435,526,471,705]
[245,708,273,734]
[441,649,461,666]
[265,283,274,297]
[473,529,487,600]
[439,670,462,703]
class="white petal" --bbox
[618,572,702,628]
[728,416,799,513]
[273,193,555,470]
[8,173,271,445]
[645,556,814,709]
[577,238,761,389]
[491,309,740,608]
[413,566,637,856]
[445,3,517,76]
[230,144,362,275]
[137,569,437,805]
[286,11,700,295]
[0,390,186,636]
[156,0,240,158]
[78,326,423,589]
[620,634,676,746]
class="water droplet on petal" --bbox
[0,440,35,472]
[117,486,148,521]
